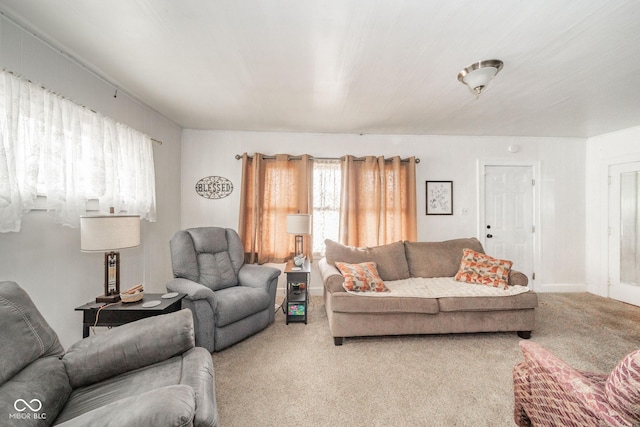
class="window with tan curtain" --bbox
[239,153,416,264]
[339,155,417,247]
[238,153,312,264]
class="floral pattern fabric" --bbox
[513,340,635,427]
[605,350,640,422]
[335,261,388,292]
[454,248,513,290]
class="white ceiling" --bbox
[2,0,640,138]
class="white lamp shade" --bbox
[286,214,312,235]
[81,215,141,251]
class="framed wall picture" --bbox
[426,181,453,215]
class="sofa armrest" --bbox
[63,309,195,388]
[55,385,196,427]
[319,258,346,293]
[238,263,281,289]
[509,269,529,287]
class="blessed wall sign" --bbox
[195,176,234,199]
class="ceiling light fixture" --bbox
[457,59,504,96]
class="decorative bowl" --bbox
[120,290,144,303]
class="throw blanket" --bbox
[346,277,530,298]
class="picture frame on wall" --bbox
[426,181,453,215]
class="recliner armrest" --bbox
[63,309,195,388]
[238,263,281,289]
[167,278,217,303]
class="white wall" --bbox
[586,126,640,296]
[181,129,587,294]
[0,15,182,348]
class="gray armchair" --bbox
[0,281,217,427]
[167,227,281,352]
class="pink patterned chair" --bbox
[513,341,640,427]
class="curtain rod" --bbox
[234,154,420,163]
[3,69,164,146]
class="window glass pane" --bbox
[312,160,341,255]
[620,171,640,285]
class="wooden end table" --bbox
[284,259,310,324]
[75,293,186,338]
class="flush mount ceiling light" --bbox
[457,59,504,96]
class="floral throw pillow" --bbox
[454,248,512,290]
[335,261,388,292]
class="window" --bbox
[240,153,416,262]
[0,69,156,232]
[312,159,341,256]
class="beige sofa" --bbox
[319,238,538,345]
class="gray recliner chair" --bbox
[0,281,218,427]
[167,227,281,352]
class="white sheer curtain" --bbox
[312,159,341,256]
[0,69,156,232]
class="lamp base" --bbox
[96,293,121,303]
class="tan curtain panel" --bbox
[239,153,313,264]
[339,155,417,247]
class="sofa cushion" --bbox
[325,239,410,281]
[335,262,388,292]
[57,385,197,427]
[197,251,238,290]
[56,356,183,423]
[605,349,640,421]
[63,309,195,389]
[404,238,485,278]
[214,286,271,327]
[0,356,71,424]
[170,227,244,291]
[0,281,65,385]
[329,292,439,314]
[454,248,512,289]
[438,292,538,312]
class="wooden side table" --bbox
[75,293,185,338]
[284,259,310,324]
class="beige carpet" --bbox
[212,293,640,426]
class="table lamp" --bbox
[81,210,140,303]
[286,214,312,259]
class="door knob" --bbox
[486,234,493,238]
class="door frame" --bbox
[477,160,541,290]
[608,160,640,306]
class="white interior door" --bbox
[483,165,535,285]
[608,162,640,306]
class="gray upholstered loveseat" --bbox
[0,281,217,426]
[319,238,538,345]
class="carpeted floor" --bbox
[212,293,640,426]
